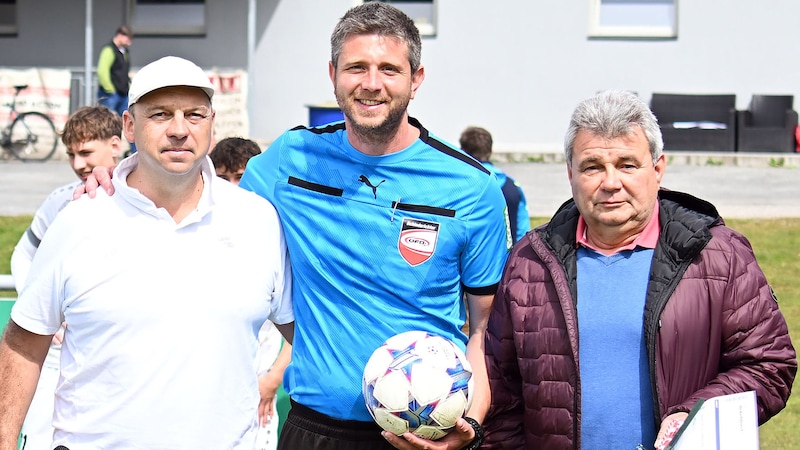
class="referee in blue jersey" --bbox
[240,3,510,450]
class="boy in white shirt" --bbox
[11,106,123,290]
[10,105,122,450]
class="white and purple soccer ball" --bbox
[362,330,474,440]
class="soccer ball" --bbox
[362,330,473,440]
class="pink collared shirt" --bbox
[576,202,660,254]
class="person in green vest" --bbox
[97,25,134,154]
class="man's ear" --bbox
[122,109,135,144]
[329,61,336,87]
[654,153,667,184]
[410,65,425,100]
[109,135,123,159]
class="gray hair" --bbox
[330,2,422,74]
[564,90,663,165]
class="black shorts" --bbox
[277,400,395,450]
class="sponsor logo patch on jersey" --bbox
[398,217,440,266]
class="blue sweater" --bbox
[577,247,657,449]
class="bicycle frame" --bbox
[1,85,27,144]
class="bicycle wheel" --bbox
[9,112,58,162]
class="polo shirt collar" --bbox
[576,202,660,253]
[112,153,216,225]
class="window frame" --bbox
[0,0,17,36]
[588,0,678,39]
[126,0,207,37]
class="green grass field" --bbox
[1,215,798,447]
[0,215,30,287]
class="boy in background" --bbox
[211,136,291,450]
[210,137,261,186]
[10,105,122,450]
[460,126,531,243]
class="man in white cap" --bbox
[0,56,294,449]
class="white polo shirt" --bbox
[12,155,293,449]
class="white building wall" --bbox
[1,0,798,152]
[250,0,800,152]
[249,0,346,140]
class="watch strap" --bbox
[462,416,485,450]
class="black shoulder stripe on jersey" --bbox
[288,176,344,196]
[393,201,456,218]
[291,122,346,134]
[290,118,489,176]
[410,117,489,175]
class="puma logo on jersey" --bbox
[358,175,385,199]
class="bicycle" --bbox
[0,84,58,162]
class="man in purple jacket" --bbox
[483,90,796,449]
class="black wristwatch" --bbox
[462,417,485,450]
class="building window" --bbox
[128,0,206,36]
[365,0,436,37]
[0,0,17,36]
[589,0,677,39]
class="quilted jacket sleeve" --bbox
[666,226,796,423]
[483,250,526,448]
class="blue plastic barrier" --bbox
[307,104,344,127]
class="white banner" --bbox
[207,70,249,143]
[0,68,72,134]
[1,68,249,159]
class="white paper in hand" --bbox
[668,390,759,450]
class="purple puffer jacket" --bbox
[483,190,797,449]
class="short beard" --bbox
[348,110,406,147]
[336,91,410,147]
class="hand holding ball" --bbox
[362,330,474,440]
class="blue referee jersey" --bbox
[240,118,510,421]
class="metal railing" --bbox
[69,68,96,113]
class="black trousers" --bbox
[278,400,395,450]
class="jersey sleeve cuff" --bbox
[462,282,500,296]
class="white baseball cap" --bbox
[127,56,215,107]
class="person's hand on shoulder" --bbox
[73,165,116,199]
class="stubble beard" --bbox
[337,90,410,147]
